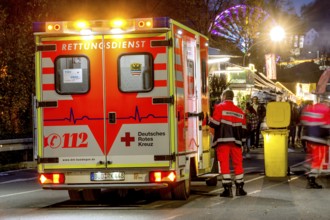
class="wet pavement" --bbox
[242,145,308,175]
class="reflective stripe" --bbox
[222,174,232,184]
[222,180,232,184]
[308,169,320,177]
[235,173,244,182]
[322,124,330,129]
[236,175,244,180]
[212,137,235,145]
[209,117,220,125]
[301,136,328,145]
[302,112,323,119]
[222,174,231,179]
[301,120,325,126]
[212,138,243,147]
[220,119,243,127]
[217,137,236,142]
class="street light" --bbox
[270,26,285,42]
[243,26,285,66]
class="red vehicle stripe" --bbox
[176,81,184,88]
[43,84,55,90]
[154,63,166,70]
[154,80,167,87]
[42,68,54,74]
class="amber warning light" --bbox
[138,20,152,28]
[33,18,169,34]
[136,18,153,29]
[46,23,61,32]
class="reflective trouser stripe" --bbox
[235,173,244,183]
[222,174,232,184]
[308,169,320,178]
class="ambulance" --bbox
[33,17,218,201]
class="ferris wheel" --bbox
[210,4,277,53]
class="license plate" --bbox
[91,171,125,181]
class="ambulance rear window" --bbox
[55,56,90,94]
[118,53,153,92]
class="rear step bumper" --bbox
[42,182,169,190]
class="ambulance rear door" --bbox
[38,35,106,169]
[104,33,172,168]
[173,25,200,158]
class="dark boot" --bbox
[306,176,323,189]
[220,183,233,198]
[235,182,247,196]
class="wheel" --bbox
[68,190,83,201]
[172,178,191,200]
[206,176,218,186]
[82,189,101,201]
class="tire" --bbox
[68,190,83,201]
[206,176,218,186]
[172,178,191,200]
[82,189,101,201]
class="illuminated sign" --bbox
[61,40,147,51]
[227,70,254,86]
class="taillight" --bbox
[39,173,65,184]
[149,171,176,182]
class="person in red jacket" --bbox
[209,89,247,197]
[300,99,330,189]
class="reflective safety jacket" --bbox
[209,100,247,147]
[300,103,330,145]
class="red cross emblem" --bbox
[121,132,135,147]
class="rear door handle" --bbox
[109,112,116,124]
[187,112,204,121]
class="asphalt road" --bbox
[0,147,329,220]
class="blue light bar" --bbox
[153,17,170,28]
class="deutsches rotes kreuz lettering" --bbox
[138,131,166,147]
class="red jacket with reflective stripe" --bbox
[209,100,247,147]
[300,103,330,145]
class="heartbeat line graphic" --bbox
[44,106,167,124]
[117,106,167,122]
[44,108,104,124]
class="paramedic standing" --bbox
[300,99,330,189]
[209,90,247,197]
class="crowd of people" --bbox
[244,97,320,154]
[209,89,330,197]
